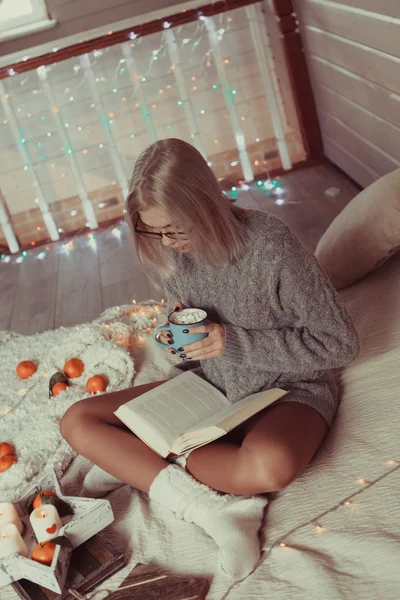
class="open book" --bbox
[114,372,288,458]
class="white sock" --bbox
[81,465,125,498]
[172,452,190,469]
[149,464,266,578]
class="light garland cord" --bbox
[220,462,400,599]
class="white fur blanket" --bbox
[2,254,400,599]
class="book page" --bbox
[185,388,288,436]
[115,372,229,442]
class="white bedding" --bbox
[2,255,399,599]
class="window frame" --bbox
[0,0,55,41]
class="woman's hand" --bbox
[176,322,226,360]
[156,302,185,346]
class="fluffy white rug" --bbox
[0,301,169,502]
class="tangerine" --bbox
[31,541,56,566]
[0,442,15,457]
[32,490,58,510]
[0,455,17,472]
[64,358,84,379]
[52,382,68,396]
[86,375,107,393]
[16,361,37,379]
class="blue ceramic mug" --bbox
[152,308,209,351]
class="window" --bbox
[0,0,55,41]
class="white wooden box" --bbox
[0,469,114,593]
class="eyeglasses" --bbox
[134,216,188,240]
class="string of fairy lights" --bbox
[273,460,399,554]
[0,177,285,265]
[0,3,292,260]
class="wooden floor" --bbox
[0,162,360,336]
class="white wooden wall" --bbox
[294,0,400,187]
[0,0,196,63]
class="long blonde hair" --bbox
[125,138,249,278]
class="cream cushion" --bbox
[316,169,400,289]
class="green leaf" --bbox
[50,535,73,548]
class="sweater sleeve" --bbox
[222,218,360,373]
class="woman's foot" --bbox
[149,463,267,577]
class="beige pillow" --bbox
[315,169,400,290]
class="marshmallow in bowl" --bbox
[171,309,206,325]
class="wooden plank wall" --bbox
[0,0,194,61]
[294,0,400,186]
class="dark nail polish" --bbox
[174,306,180,312]
[183,329,189,334]
[168,340,173,345]
[171,350,176,355]
[180,354,186,358]
[177,347,184,352]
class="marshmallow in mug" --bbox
[170,309,206,325]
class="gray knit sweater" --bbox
[163,211,360,426]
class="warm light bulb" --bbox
[279,542,286,547]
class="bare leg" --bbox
[61,381,299,577]
[187,401,328,494]
[60,380,168,493]
[62,380,327,496]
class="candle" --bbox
[0,523,28,559]
[30,505,62,543]
[0,502,24,535]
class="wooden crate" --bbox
[1,469,114,593]
[11,532,127,600]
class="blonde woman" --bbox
[61,138,359,577]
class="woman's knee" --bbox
[239,443,299,493]
[60,399,94,445]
